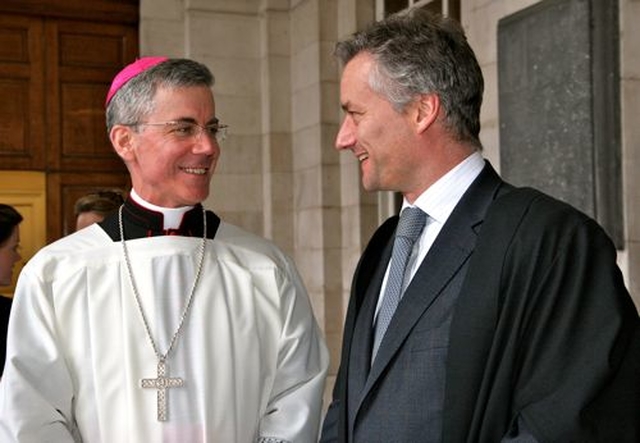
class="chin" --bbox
[186,192,209,206]
[361,179,380,192]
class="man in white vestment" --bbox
[0,57,329,443]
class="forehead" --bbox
[342,51,374,80]
[150,84,216,118]
[340,52,389,109]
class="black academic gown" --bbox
[321,162,640,442]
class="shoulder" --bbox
[212,222,309,301]
[21,226,113,279]
[481,187,617,270]
[492,187,586,221]
[488,187,600,240]
[213,221,293,271]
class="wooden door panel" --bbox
[0,15,44,169]
[45,20,137,172]
[0,0,138,25]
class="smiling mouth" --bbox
[357,153,369,162]
[181,167,209,175]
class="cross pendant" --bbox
[141,359,184,421]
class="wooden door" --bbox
[0,0,138,242]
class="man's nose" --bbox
[194,129,220,155]
[335,116,356,150]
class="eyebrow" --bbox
[341,101,364,114]
[173,117,220,125]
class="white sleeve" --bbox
[257,256,330,443]
[0,266,80,443]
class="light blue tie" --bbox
[372,207,427,363]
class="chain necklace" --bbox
[119,205,207,421]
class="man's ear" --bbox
[415,93,440,134]
[110,125,135,161]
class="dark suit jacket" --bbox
[321,162,640,442]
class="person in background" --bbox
[0,204,23,378]
[321,9,639,443]
[74,189,125,231]
[0,57,329,442]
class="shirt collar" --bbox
[130,189,194,230]
[98,196,221,242]
[403,151,485,225]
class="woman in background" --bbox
[0,204,23,377]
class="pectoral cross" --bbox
[141,359,184,421]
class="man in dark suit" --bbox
[320,9,640,443]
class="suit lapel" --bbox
[339,215,398,440]
[346,229,394,428]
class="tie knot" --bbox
[396,207,427,241]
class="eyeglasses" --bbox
[132,120,229,142]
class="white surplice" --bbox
[0,221,329,443]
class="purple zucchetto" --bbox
[105,56,169,106]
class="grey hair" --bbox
[106,58,215,132]
[334,8,484,146]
